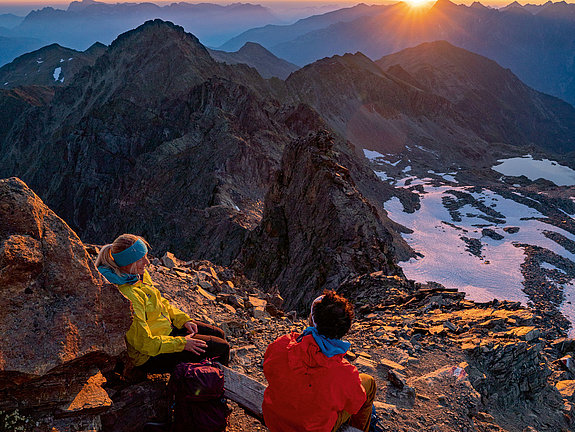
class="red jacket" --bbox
[262,332,366,432]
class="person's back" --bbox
[262,291,376,432]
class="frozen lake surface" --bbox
[492,155,575,186]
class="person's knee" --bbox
[215,327,226,340]
[359,374,376,401]
[211,338,230,365]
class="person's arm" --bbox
[144,270,191,329]
[342,368,367,415]
[125,289,187,356]
[159,293,191,329]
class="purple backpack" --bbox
[169,361,230,432]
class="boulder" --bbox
[0,178,131,419]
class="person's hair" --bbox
[313,290,354,339]
[95,234,150,275]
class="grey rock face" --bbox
[241,131,403,311]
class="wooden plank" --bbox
[219,365,362,432]
[339,426,363,432]
[220,365,266,418]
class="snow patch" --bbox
[561,282,575,338]
[363,149,385,160]
[375,171,391,181]
[363,149,401,166]
[384,179,575,306]
[53,67,63,82]
[60,58,65,63]
[36,59,43,64]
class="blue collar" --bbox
[302,326,351,358]
[98,266,140,285]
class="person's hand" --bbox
[184,320,198,336]
[184,334,207,354]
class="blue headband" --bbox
[112,239,148,267]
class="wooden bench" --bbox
[221,365,363,432]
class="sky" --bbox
[0,0,574,16]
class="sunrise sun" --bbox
[405,0,432,8]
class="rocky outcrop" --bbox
[0,177,131,426]
[240,131,403,311]
[2,214,572,431]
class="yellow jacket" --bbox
[118,270,191,366]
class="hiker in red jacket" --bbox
[262,290,376,432]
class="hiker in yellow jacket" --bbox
[96,234,229,373]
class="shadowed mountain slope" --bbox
[0,42,106,89]
[377,40,575,154]
[281,45,575,168]
[2,19,575,272]
[209,42,299,80]
[0,20,303,263]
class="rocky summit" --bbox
[2,179,574,431]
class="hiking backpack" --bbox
[169,360,230,432]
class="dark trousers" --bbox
[138,321,230,374]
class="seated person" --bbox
[96,233,229,373]
[263,290,376,432]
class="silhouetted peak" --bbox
[67,0,103,12]
[108,19,210,61]
[85,41,106,54]
[238,41,272,55]
[470,1,489,8]
[432,0,459,10]
[111,19,186,48]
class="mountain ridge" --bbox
[222,0,575,106]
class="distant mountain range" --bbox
[0,35,45,67]
[222,0,575,106]
[3,0,575,106]
[0,0,281,66]
[0,13,23,28]
[219,3,391,52]
[1,20,574,267]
